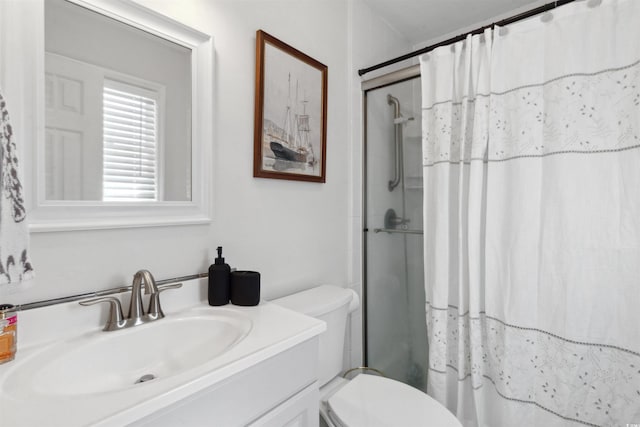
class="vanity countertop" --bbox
[0,278,325,427]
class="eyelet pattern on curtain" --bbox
[424,60,640,166]
[421,1,640,426]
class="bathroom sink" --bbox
[0,296,325,427]
[3,308,252,397]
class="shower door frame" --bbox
[361,64,420,367]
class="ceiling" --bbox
[361,0,546,46]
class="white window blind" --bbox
[103,80,159,201]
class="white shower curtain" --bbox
[421,1,640,426]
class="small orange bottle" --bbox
[0,304,17,364]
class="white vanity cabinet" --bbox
[131,337,320,427]
[248,383,318,427]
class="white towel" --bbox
[0,89,33,285]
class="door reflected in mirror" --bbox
[44,0,192,202]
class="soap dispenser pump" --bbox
[208,246,231,306]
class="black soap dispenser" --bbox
[208,246,231,306]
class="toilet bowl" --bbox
[272,285,461,427]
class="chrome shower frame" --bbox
[361,64,420,367]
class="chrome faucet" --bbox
[80,270,182,331]
[127,269,153,326]
[137,270,182,321]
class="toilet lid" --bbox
[327,374,462,427]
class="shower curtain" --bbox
[421,1,640,426]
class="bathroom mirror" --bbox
[30,0,213,231]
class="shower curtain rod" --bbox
[357,0,576,76]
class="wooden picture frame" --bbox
[253,30,327,182]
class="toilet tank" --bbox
[272,285,357,387]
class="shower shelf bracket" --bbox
[372,228,423,235]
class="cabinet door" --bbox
[249,383,319,427]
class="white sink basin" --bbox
[3,309,251,397]
[0,290,325,427]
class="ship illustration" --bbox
[266,74,315,166]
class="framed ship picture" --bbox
[253,30,327,182]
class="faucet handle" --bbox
[79,297,126,331]
[147,283,182,320]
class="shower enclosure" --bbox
[363,73,427,391]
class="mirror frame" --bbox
[30,0,213,232]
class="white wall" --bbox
[1,0,412,372]
[156,0,354,301]
[0,0,338,304]
[0,0,403,311]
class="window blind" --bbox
[102,80,158,201]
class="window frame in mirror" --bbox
[30,0,212,232]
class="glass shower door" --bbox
[364,76,427,391]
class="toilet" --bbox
[272,285,462,427]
